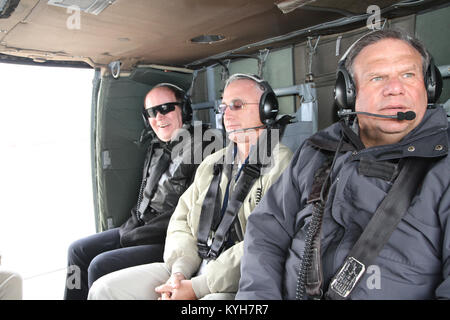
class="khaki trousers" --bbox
[88,262,234,300]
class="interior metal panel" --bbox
[416,5,450,103]
[262,47,295,115]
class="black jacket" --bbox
[119,123,220,247]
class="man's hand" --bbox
[167,280,197,300]
[155,273,197,300]
[155,272,185,299]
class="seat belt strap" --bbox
[197,163,224,258]
[197,129,279,260]
[207,163,261,259]
[197,162,261,260]
[134,143,155,223]
[325,157,433,300]
[136,146,172,221]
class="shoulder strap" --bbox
[325,157,433,300]
[134,143,155,223]
[208,163,261,259]
[197,163,261,260]
[136,145,172,220]
[197,163,224,258]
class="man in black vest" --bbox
[64,83,215,300]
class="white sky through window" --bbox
[0,63,95,299]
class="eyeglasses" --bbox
[217,99,259,114]
[144,102,178,118]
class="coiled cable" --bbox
[295,135,345,300]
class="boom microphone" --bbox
[337,110,416,121]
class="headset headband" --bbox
[338,31,377,64]
[154,82,186,93]
[224,73,266,89]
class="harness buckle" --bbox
[207,248,218,260]
[243,164,261,179]
[197,242,210,259]
[329,256,366,298]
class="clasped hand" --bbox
[154,272,197,300]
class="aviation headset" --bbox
[224,73,279,125]
[142,82,193,128]
[334,31,443,111]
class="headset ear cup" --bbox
[334,69,348,110]
[259,91,279,124]
[346,75,356,110]
[142,107,151,129]
[334,64,356,111]
[182,97,193,123]
[224,74,279,125]
[425,62,443,104]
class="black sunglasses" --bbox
[144,102,178,118]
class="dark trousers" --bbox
[64,228,164,300]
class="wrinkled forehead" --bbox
[352,39,423,77]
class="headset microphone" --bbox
[395,111,416,120]
[337,110,416,121]
[227,125,266,134]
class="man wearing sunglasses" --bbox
[64,83,215,300]
[88,74,293,300]
[143,99,183,143]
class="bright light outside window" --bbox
[0,63,95,299]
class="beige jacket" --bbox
[163,142,293,298]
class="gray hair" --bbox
[224,73,266,93]
[344,29,431,79]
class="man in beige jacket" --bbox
[88,74,293,300]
